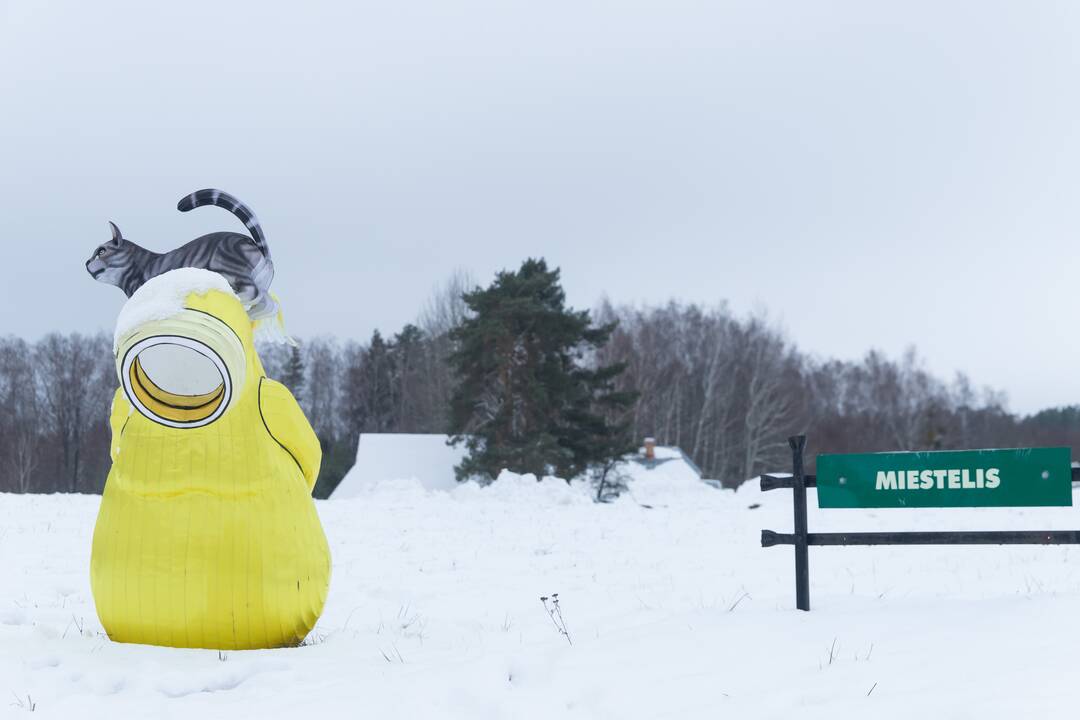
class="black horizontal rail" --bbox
[760,466,1080,492]
[762,529,1080,547]
[760,473,816,491]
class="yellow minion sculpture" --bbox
[91,269,330,650]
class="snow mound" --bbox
[450,470,594,506]
[340,469,595,508]
[625,468,719,507]
[113,269,236,349]
[332,434,709,499]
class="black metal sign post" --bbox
[789,436,810,611]
[761,435,1080,612]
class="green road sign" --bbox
[816,447,1072,508]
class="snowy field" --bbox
[4,472,1080,719]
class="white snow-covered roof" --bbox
[331,434,705,498]
[621,445,703,485]
[332,433,468,497]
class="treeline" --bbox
[0,334,115,494]
[592,302,1069,481]
[257,272,470,495]
[0,273,474,497]
[2,271,1079,495]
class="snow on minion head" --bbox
[92,269,331,650]
[117,286,246,429]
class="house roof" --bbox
[332,434,467,497]
[622,446,703,484]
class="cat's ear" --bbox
[107,221,123,245]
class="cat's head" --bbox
[86,222,139,288]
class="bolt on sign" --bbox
[816,447,1072,509]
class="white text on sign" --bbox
[874,468,1001,491]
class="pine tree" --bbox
[282,344,305,400]
[448,258,637,482]
[392,324,425,431]
[347,330,397,433]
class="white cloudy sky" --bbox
[1,0,1079,413]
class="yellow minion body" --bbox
[91,288,330,650]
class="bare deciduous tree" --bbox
[33,333,112,492]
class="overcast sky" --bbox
[2,1,1079,414]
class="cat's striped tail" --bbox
[177,189,270,258]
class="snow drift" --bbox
[3,472,1080,718]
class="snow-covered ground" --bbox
[4,471,1080,718]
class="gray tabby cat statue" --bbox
[86,189,277,321]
